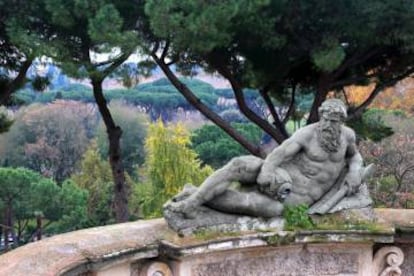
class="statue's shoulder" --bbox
[290,123,317,142]
[342,125,357,141]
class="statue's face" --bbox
[320,114,342,132]
[318,113,343,152]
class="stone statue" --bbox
[164,99,373,225]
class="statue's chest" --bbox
[305,139,346,162]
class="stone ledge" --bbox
[159,229,395,259]
[295,229,394,244]
[0,209,413,276]
[0,219,168,276]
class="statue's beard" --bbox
[317,124,341,153]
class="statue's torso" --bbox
[281,130,348,205]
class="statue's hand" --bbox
[257,171,275,187]
[344,171,362,196]
[257,172,279,198]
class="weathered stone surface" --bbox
[0,219,168,276]
[375,208,414,228]
[398,243,414,274]
[172,244,372,276]
[311,206,379,225]
[309,182,373,215]
[192,251,359,276]
[295,229,394,244]
[164,203,284,236]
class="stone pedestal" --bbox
[170,243,372,276]
[143,230,402,276]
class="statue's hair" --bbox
[318,98,347,120]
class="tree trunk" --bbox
[36,214,42,241]
[0,58,33,105]
[307,76,330,124]
[91,78,129,222]
[2,210,8,250]
[3,204,12,250]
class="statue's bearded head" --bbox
[317,99,347,153]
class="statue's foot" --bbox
[164,199,198,219]
[171,183,197,202]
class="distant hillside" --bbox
[24,62,230,92]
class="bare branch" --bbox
[217,63,288,144]
[283,83,297,124]
[161,40,170,60]
[341,87,350,106]
[259,88,289,138]
[101,52,131,79]
[150,42,160,56]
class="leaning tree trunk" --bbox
[152,54,263,157]
[3,203,13,251]
[307,76,331,124]
[91,78,129,222]
[0,58,33,105]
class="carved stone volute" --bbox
[139,262,173,276]
[372,246,404,276]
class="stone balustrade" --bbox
[0,209,413,276]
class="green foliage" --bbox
[0,167,43,205]
[0,107,13,133]
[129,181,152,219]
[71,141,114,226]
[0,167,89,240]
[133,78,219,119]
[0,0,61,106]
[192,229,243,241]
[136,78,216,94]
[145,0,278,53]
[43,0,140,78]
[191,123,262,168]
[46,180,89,234]
[312,213,389,232]
[311,38,346,72]
[140,120,213,217]
[348,108,394,142]
[282,204,315,231]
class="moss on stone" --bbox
[262,232,295,246]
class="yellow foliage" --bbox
[344,78,414,114]
[143,120,213,216]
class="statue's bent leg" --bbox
[165,156,263,218]
[207,189,284,218]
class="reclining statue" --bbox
[165,98,373,221]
